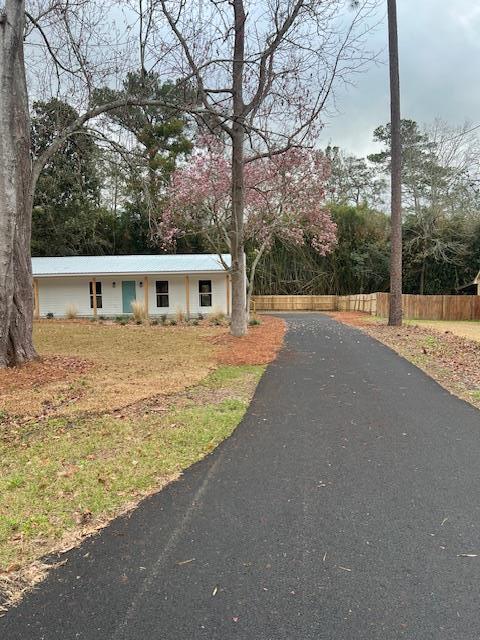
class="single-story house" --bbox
[31,254,232,318]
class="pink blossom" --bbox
[158,143,337,256]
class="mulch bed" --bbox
[0,356,93,395]
[329,311,480,409]
[214,315,286,366]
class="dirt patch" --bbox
[214,315,286,365]
[107,368,262,421]
[0,560,54,614]
[0,356,92,395]
[329,311,480,409]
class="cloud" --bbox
[320,0,480,157]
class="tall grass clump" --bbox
[65,304,78,319]
[175,307,186,323]
[131,300,147,324]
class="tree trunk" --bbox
[229,0,247,337]
[246,243,267,318]
[387,0,403,326]
[0,0,37,367]
[419,259,425,295]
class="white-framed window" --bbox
[156,280,169,307]
[89,281,102,308]
[199,280,212,307]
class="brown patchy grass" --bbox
[329,311,480,411]
[1,322,220,417]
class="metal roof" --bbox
[32,254,231,277]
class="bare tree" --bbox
[153,0,377,335]
[387,0,402,326]
[0,0,376,366]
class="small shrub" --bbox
[65,304,78,320]
[131,300,146,324]
[249,315,261,326]
[115,315,126,324]
[197,313,204,321]
[151,318,159,326]
[90,317,97,323]
[170,319,177,326]
[120,319,127,326]
[209,310,226,326]
[46,312,54,319]
[160,314,167,325]
[190,318,199,326]
[99,315,106,321]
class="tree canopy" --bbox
[30,110,480,297]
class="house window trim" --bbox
[199,279,212,307]
[89,281,102,309]
[156,280,169,308]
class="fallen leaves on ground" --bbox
[0,356,92,394]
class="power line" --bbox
[441,122,480,143]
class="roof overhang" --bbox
[34,270,228,278]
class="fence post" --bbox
[442,295,446,320]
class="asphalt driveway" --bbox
[3,313,480,639]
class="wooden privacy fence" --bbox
[252,293,480,321]
[336,293,377,314]
[251,295,338,311]
[375,293,480,321]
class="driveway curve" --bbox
[3,313,480,639]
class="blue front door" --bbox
[122,280,136,313]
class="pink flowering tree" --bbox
[156,144,337,312]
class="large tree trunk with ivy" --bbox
[0,0,37,367]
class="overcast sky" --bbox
[319,0,480,157]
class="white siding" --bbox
[146,273,230,316]
[146,275,189,316]
[189,274,228,315]
[38,277,93,317]
[37,273,231,318]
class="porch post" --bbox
[144,276,149,319]
[185,275,190,319]
[226,273,231,316]
[92,278,97,318]
[33,278,40,320]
